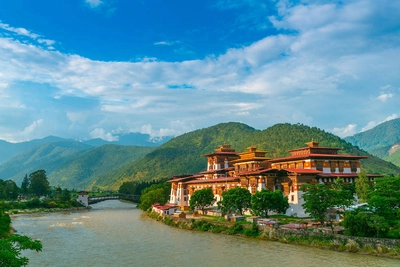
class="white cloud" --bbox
[85,0,103,8]
[90,128,118,141]
[331,124,357,138]
[1,1,400,141]
[361,114,399,132]
[377,93,393,102]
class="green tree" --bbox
[28,170,50,197]
[189,188,215,214]
[343,211,388,238]
[0,180,19,200]
[330,178,355,211]
[60,189,71,202]
[368,176,400,223]
[138,182,171,211]
[355,170,371,203]
[301,184,336,225]
[251,189,289,217]
[20,175,29,195]
[0,212,42,267]
[218,187,251,215]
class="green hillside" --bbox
[384,149,400,167]
[103,122,400,189]
[48,145,155,190]
[0,141,92,184]
[344,118,400,152]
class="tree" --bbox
[301,184,334,225]
[343,211,388,238]
[28,170,50,197]
[218,187,251,215]
[368,176,400,223]
[355,170,371,203]
[138,182,171,211]
[2,180,19,200]
[251,189,289,217]
[0,212,42,267]
[20,175,29,195]
[330,178,355,211]
[60,189,71,202]
[189,188,215,214]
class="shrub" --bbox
[227,222,244,235]
[244,222,260,237]
[345,239,360,253]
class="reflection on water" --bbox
[12,200,399,267]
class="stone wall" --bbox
[275,228,400,248]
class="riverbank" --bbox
[6,206,91,215]
[147,211,400,259]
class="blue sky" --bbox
[0,0,399,142]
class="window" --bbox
[350,162,357,173]
[330,162,336,173]
[297,162,304,169]
[316,162,323,171]
[291,195,294,202]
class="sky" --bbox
[0,0,399,142]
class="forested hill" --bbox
[344,118,400,152]
[103,122,400,189]
[0,142,154,190]
[48,144,155,190]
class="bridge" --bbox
[89,194,140,204]
[78,192,140,206]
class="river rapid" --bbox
[11,200,399,267]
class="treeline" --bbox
[118,178,170,196]
[302,174,400,239]
[0,169,82,211]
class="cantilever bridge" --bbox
[88,193,140,205]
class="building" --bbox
[168,140,382,217]
[152,203,179,216]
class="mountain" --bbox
[101,122,400,189]
[0,133,172,165]
[0,140,154,190]
[0,136,68,165]
[384,149,400,167]
[82,133,172,147]
[344,118,400,152]
[47,145,155,190]
[0,140,92,184]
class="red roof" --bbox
[152,204,177,210]
[318,173,384,178]
[184,176,239,184]
[283,168,322,174]
[200,167,234,174]
[288,146,341,152]
[202,151,239,157]
[266,153,368,163]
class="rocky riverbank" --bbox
[148,211,400,259]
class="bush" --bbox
[195,220,212,231]
[26,198,41,208]
[345,239,360,253]
[227,222,244,235]
[244,222,260,237]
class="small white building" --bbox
[77,191,89,206]
[152,203,179,216]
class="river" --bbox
[11,200,399,267]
